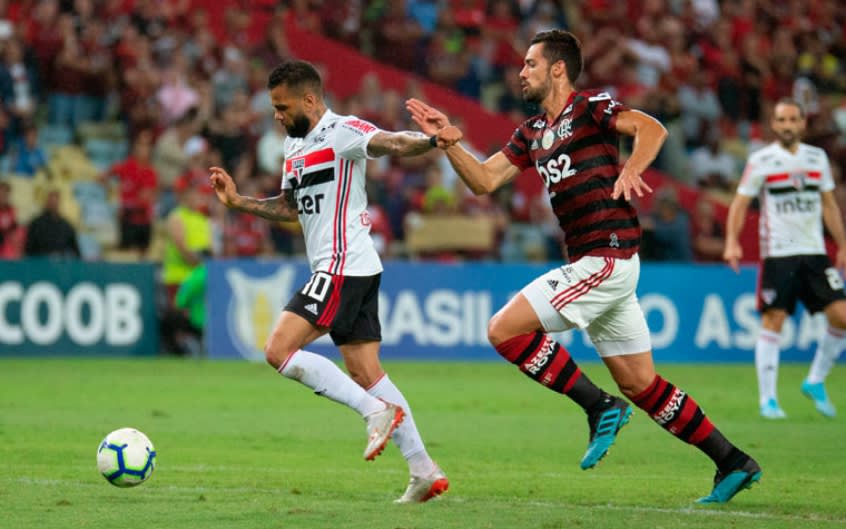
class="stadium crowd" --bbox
[0,0,844,267]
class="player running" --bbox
[724,98,846,419]
[408,29,761,504]
[211,61,459,503]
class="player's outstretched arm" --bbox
[406,98,519,195]
[209,166,298,222]
[367,127,462,158]
[723,193,753,273]
[612,110,667,200]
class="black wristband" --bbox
[428,134,438,148]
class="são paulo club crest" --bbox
[791,172,807,190]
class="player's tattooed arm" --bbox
[210,166,299,221]
[232,191,299,222]
[367,127,463,158]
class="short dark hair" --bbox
[530,30,583,84]
[774,98,805,118]
[267,60,323,95]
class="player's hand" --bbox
[435,125,463,148]
[612,166,652,201]
[209,166,238,207]
[723,239,743,273]
[406,98,451,135]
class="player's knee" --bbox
[263,338,295,370]
[487,313,510,347]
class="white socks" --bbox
[278,350,385,417]
[755,329,781,405]
[808,327,846,384]
[367,374,436,477]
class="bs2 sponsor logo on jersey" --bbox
[536,153,576,186]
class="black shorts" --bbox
[758,254,846,314]
[284,272,381,346]
[119,218,151,250]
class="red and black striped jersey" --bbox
[501,90,640,261]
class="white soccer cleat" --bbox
[363,402,405,461]
[394,465,449,503]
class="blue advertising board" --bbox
[207,260,828,363]
[0,259,158,356]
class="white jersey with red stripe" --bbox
[282,110,383,275]
[737,142,834,258]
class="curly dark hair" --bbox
[267,60,323,95]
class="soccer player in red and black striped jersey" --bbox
[408,29,761,504]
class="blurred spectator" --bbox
[640,186,693,262]
[212,47,248,110]
[161,181,213,304]
[372,0,425,73]
[9,124,47,176]
[690,197,724,263]
[0,39,39,142]
[624,16,670,89]
[689,130,738,189]
[677,69,722,148]
[256,124,286,177]
[107,130,158,257]
[156,58,199,126]
[0,179,18,257]
[161,262,206,356]
[24,189,80,258]
[153,106,199,205]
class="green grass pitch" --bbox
[1,358,845,528]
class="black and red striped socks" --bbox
[495,332,603,411]
[632,374,744,472]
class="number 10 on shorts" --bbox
[302,272,332,302]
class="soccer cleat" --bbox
[363,402,405,461]
[580,396,633,470]
[696,456,762,504]
[394,465,449,504]
[801,380,836,418]
[759,398,787,419]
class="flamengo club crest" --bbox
[557,118,573,139]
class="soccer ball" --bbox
[96,428,157,487]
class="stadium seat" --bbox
[84,138,129,172]
[38,124,74,155]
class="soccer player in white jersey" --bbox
[724,98,846,419]
[210,61,461,502]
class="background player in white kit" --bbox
[724,98,846,419]
[210,61,460,502]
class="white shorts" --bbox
[521,254,651,357]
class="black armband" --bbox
[429,134,438,148]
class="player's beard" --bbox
[523,72,552,104]
[775,129,799,149]
[285,113,312,138]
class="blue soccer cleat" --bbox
[697,456,762,504]
[801,380,836,418]
[580,396,632,470]
[759,398,786,419]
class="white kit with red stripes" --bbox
[282,110,384,276]
[737,142,835,258]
